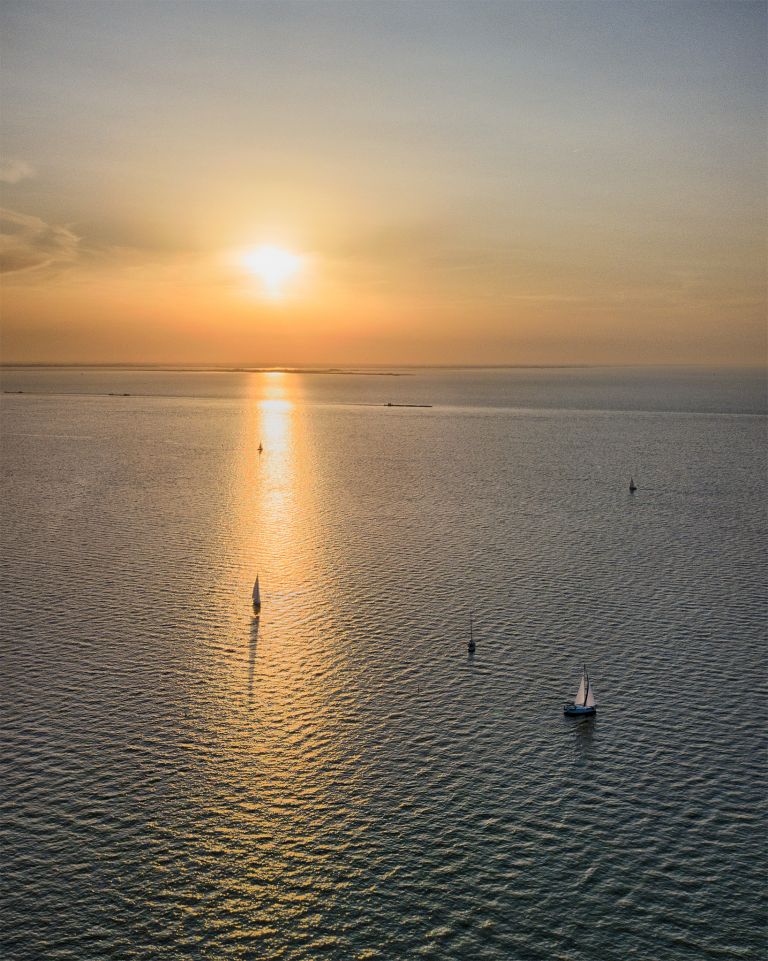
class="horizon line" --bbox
[2,362,766,372]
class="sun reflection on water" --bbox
[178,373,374,951]
[205,371,343,769]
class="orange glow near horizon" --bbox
[1,3,765,366]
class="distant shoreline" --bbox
[1,363,764,374]
[0,365,408,376]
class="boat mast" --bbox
[583,664,589,706]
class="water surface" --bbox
[2,368,765,960]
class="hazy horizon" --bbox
[1,0,766,366]
[2,361,767,372]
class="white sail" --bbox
[573,667,596,707]
[252,576,261,606]
[565,665,597,714]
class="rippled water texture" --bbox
[1,368,766,960]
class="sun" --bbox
[243,245,304,299]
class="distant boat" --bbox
[629,477,637,492]
[258,442,263,454]
[467,611,476,653]
[252,575,261,613]
[564,665,596,716]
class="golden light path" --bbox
[197,372,358,917]
[164,370,342,945]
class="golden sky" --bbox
[1,1,765,366]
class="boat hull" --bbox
[563,704,596,716]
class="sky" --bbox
[0,0,765,366]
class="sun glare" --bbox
[243,245,304,299]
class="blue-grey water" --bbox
[1,367,766,961]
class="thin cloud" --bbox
[0,159,35,184]
[0,208,79,274]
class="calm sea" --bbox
[1,367,766,961]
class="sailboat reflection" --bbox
[572,716,596,758]
[248,615,259,699]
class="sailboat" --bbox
[629,476,637,492]
[257,442,263,454]
[252,575,261,613]
[467,612,476,653]
[564,664,596,716]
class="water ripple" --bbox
[1,373,765,960]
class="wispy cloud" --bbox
[0,159,36,184]
[0,208,79,273]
